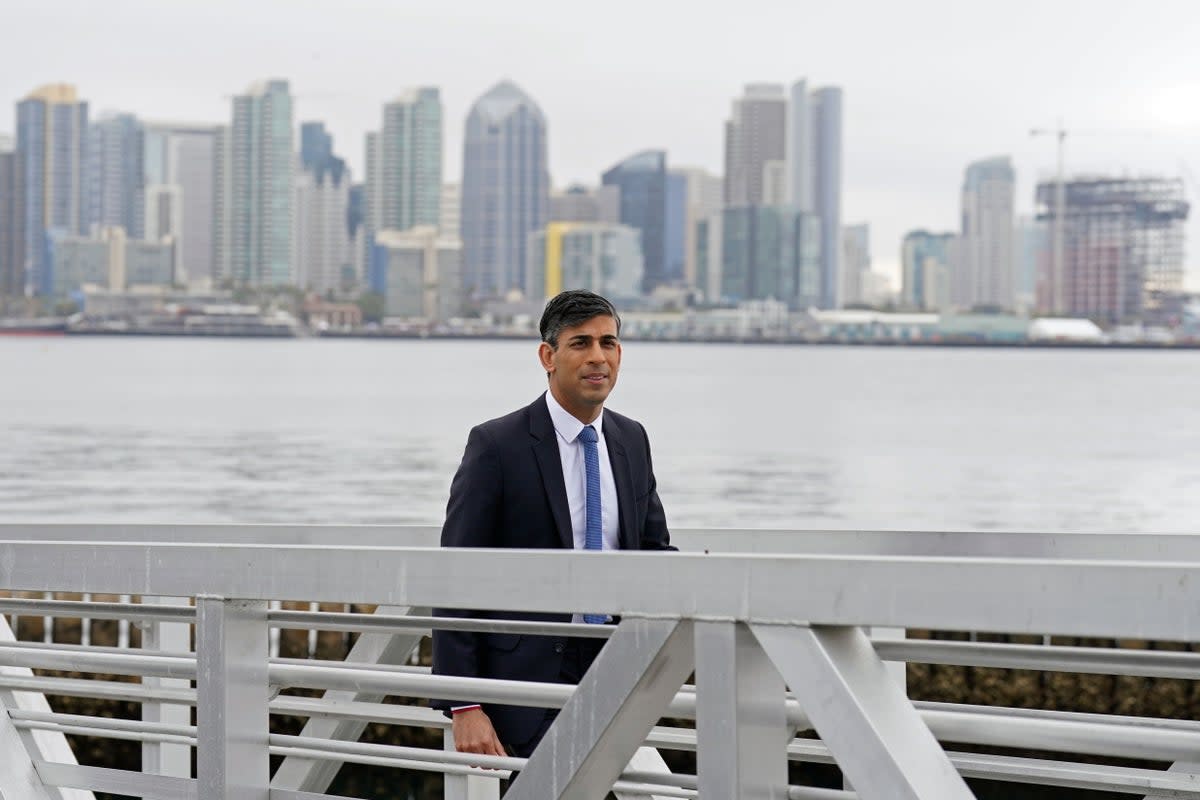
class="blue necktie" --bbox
[578,424,606,624]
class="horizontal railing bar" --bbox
[652,726,1200,796]
[270,695,451,729]
[0,638,188,658]
[15,719,197,747]
[5,542,1200,638]
[921,705,1200,762]
[14,657,1200,765]
[265,660,706,721]
[0,523,442,547]
[0,674,194,704]
[9,524,1200,562]
[11,708,195,737]
[949,750,1200,797]
[269,609,613,638]
[9,598,1199,679]
[918,700,1200,732]
[676,528,1200,561]
[25,709,1200,796]
[276,732,699,793]
[268,739,699,798]
[876,639,1200,679]
[34,761,196,800]
[0,644,196,678]
[0,596,194,621]
[272,655,429,675]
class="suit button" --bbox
[553,642,565,654]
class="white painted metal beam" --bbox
[507,619,695,799]
[142,595,192,780]
[34,762,194,800]
[270,605,428,794]
[195,598,268,800]
[2,543,1200,639]
[754,624,973,800]
[0,614,93,800]
[694,621,788,798]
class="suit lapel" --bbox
[529,396,574,549]
[604,415,638,551]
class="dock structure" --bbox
[1,526,1200,798]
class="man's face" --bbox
[538,314,622,423]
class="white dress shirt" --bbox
[545,391,619,625]
[545,391,620,553]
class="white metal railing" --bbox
[0,525,1199,799]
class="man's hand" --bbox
[452,707,506,758]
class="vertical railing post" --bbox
[196,596,269,800]
[442,729,501,800]
[695,621,789,798]
[141,594,192,778]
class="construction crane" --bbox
[1030,124,1067,314]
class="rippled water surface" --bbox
[3,336,1199,533]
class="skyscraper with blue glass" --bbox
[15,84,88,297]
[216,79,293,287]
[460,81,548,299]
[84,112,144,238]
[602,150,668,294]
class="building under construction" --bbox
[1035,176,1188,323]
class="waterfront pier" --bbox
[1,525,1199,799]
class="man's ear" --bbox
[538,341,555,374]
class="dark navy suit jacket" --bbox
[431,394,673,747]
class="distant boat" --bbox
[0,318,67,336]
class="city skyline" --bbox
[3,0,1199,289]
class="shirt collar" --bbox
[545,390,604,443]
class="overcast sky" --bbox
[4,0,1200,287]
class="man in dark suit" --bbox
[432,289,673,761]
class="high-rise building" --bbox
[15,84,89,296]
[370,225,463,320]
[723,84,787,208]
[215,79,293,287]
[528,222,643,301]
[84,112,144,238]
[841,223,871,307]
[300,122,334,175]
[786,80,813,213]
[0,135,16,297]
[294,147,352,294]
[810,87,843,310]
[720,206,820,308]
[375,89,442,233]
[785,81,843,309]
[1013,215,1047,314]
[549,184,620,225]
[902,230,956,311]
[669,167,722,294]
[664,172,687,287]
[602,150,667,293]
[461,81,548,299]
[1034,176,1188,322]
[141,121,217,286]
[961,156,1015,310]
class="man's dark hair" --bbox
[539,290,621,347]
